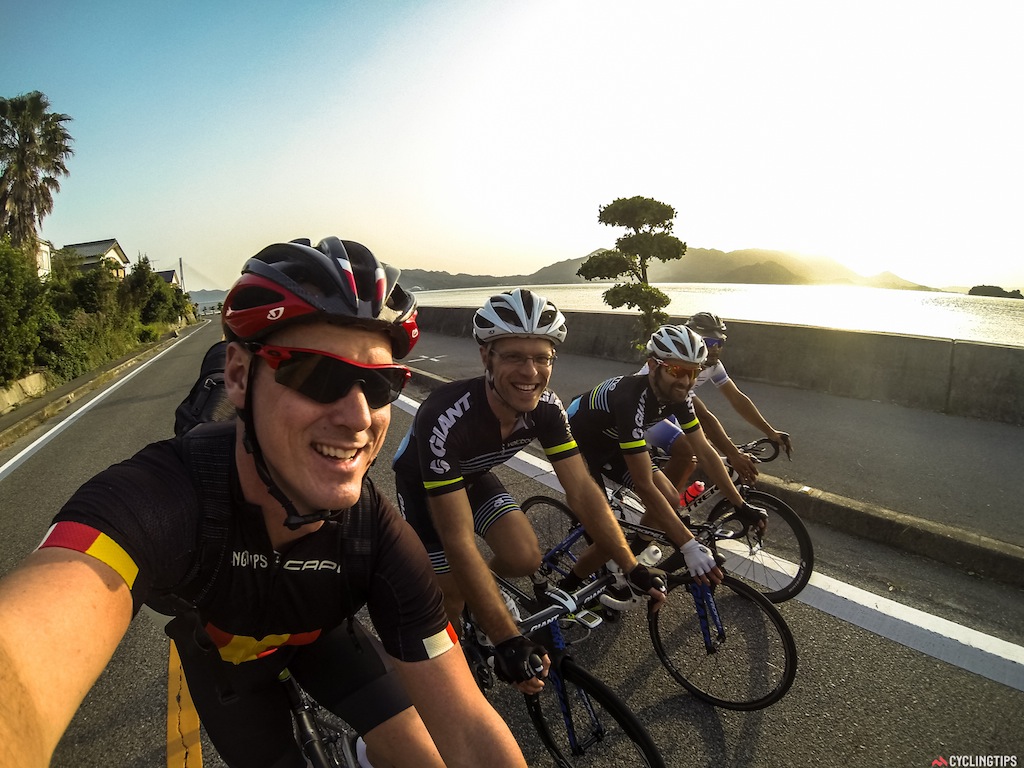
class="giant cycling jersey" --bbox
[38,430,455,666]
[392,376,579,497]
[568,373,701,462]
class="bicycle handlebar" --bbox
[513,572,618,636]
[735,437,781,463]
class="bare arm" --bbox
[691,396,758,483]
[551,454,635,572]
[683,425,747,507]
[719,381,793,454]
[395,647,528,768]
[0,549,132,768]
[622,450,695,547]
[428,491,519,645]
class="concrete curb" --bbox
[0,337,179,453]
[753,477,1024,589]
[407,366,1024,590]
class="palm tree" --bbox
[0,91,74,249]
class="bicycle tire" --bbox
[524,658,665,768]
[705,489,814,603]
[522,495,587,580]
[648,574,797,711]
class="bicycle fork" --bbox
[688,583,726,653]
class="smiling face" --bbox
[649,357,702,404]
[480,336,555,416]
[229,322,393,516]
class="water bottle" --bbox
[681,480,705,506]
[638,542,663,567]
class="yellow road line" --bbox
[167,639,203,767]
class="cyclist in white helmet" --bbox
[641,312,793,492]
[568,325,766,581]
[393,289,666,694]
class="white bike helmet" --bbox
[646,324,708,365]
[473,288,568,345]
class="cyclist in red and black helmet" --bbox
[0,237,527,768]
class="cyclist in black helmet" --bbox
[642,311,793,492]
[0,238,527,768]
[392,289,666,694]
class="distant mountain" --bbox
[404,248,937,292]
[189,289,228,309]
[188,249,940,300]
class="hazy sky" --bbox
[3,0,1022,291]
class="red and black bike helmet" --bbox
[223,236,419,358]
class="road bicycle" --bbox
[462,570,666,767]
[520,490,798,711]
[612,437,814,603]
[281,668,362,768]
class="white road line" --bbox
[0,341,182,482]
[395,393,1024,692]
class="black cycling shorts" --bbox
[169,613,411,768]
[396,470,523,575]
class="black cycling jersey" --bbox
[392,375,579,497]
[40,431,453,665]
[568,373,701,461]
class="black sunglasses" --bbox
[250,344,411,409]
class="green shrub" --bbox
[0,238,45,386]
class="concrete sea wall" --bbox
[416,306,1024,426]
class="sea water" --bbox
[415,283,1024,348]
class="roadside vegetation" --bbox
[0,237,194,388]
[1,90,194,391]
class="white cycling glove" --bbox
[681,538,716,578]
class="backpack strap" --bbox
[151,421,236,615]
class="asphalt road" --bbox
[0,322,1021,767]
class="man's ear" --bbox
[224,342,251,409]
[479,343,491,370]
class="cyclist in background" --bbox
[392,289,666,694]
[642,312,793,492]
[0,238,526,768]
[567,324,766,579]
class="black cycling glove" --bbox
[625,563,667,596]
[493,635,547,684]
[736,501,769,532]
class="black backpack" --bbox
[172,341,236,436]
[155,340,237,616]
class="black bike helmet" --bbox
[224,237,418,530]
[685,311,727,341]
[223,237,419,358]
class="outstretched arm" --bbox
[395,646,527,767]
[691,396,758,483]
[429,491,520,646]
[0,548,132,768]
[719,381,793,456]
[552,454,635,573]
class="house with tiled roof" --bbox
[156,269,180,287]
[63,238,130,280]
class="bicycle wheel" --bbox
[705,489,814,603]
[648,574,797,711]
[524,658,665,768]
[522,495,587,580]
